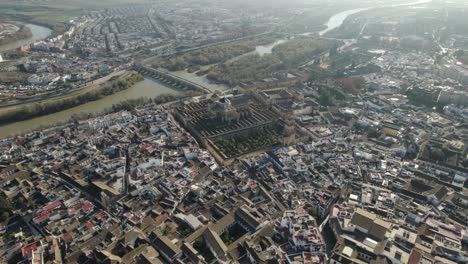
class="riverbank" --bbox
[0,0,149,37]
[0,23,52,52]
[0,2,85,37]
[0,23,32,46]
[0,72,144,125]
[0,95,184,139]
[0,77,185,138]
[0,70,129,112]
[319,0,433,37]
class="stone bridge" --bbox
[134,65,211,94]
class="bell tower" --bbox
[282,115,296,146]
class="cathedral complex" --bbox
[174,88,309,164]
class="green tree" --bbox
[368,128,381,139]
[162,225,170,236]
[308,208,318,218]
[1,211,9,222]
[318,94,331,106]
[430,148,445,161]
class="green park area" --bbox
[151,35,278,71]
[207,38,337,86]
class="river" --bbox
[0,78,180,138]
[0,23,52,52]
[303,0,433,36]
[0,0,434,137]
[254,39,288,55]
[171,0,434,93]
[170,70,229,92]
[318,7,372,36]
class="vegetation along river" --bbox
[0,23,52,52]
[0,78,180,138]
[0,0,433,137]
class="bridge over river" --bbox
[134,65,212,94]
